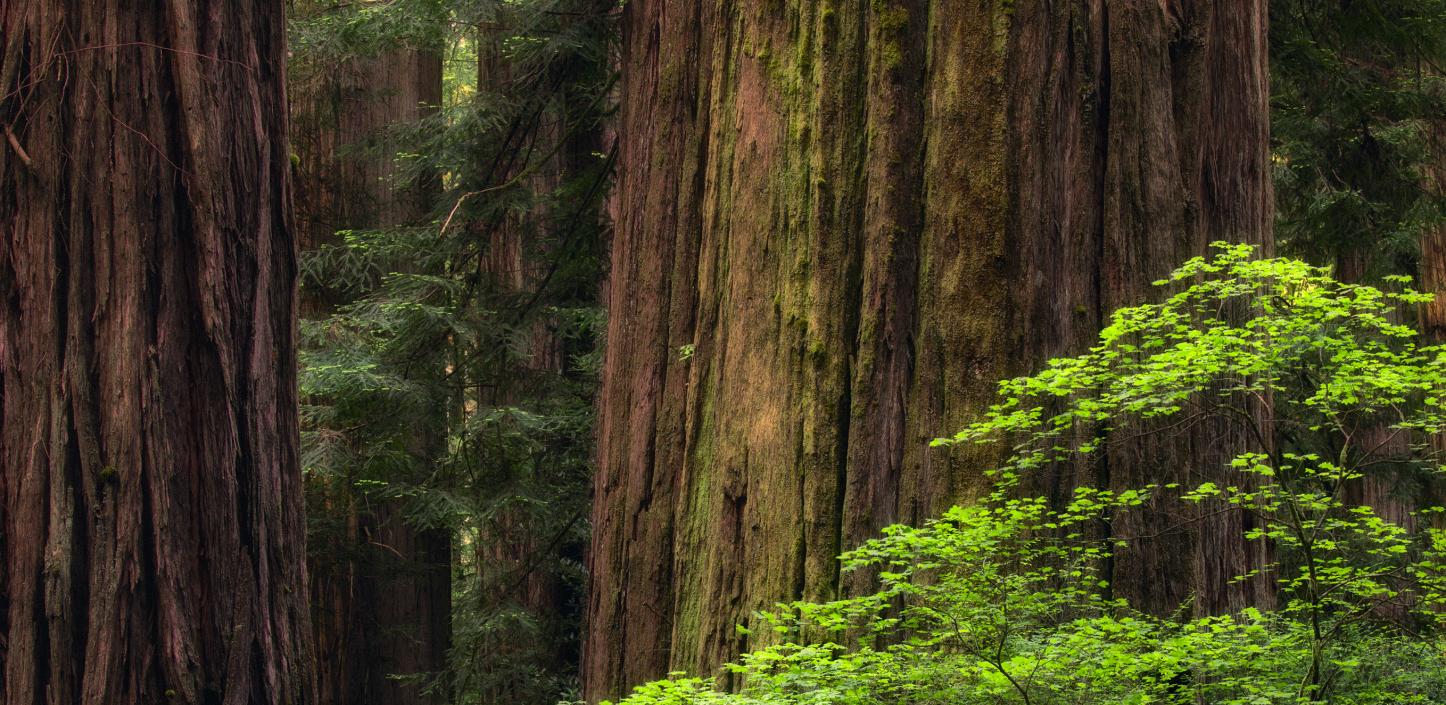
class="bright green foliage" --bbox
[609,247,1446,705]
[948,243,1445,484]
[1270,0,1446,277]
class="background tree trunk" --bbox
[1423,120,1446,344]
[0,2,312,704]
[585,1,1272,700]
[1421,121,1445,497]
[458,24,607,700]
[1424,230,1446,343]
[289,42,451,705]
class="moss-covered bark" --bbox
[586,1,1273,700]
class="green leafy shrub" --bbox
[608,246,1446,705]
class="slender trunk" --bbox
[1420,118,1445,517]
[1423,120,1446,345]
[1424,230,1446,343]
[586,1,1272,699]
[289,41,451,705]
[0,2,312,703]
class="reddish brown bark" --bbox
[586,1,1273,700]
[288,41,451,705]
[1423,231,1446,343]
[1423,121,1446,344]
[0,2,312,704]
[291,49,443,262]
[1007,0,1275,616]
[1420,120,1445,508]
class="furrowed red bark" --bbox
[0,2,312,704]
[1006,0,1275,615]
[1423,120,1446,344]
[586,1,1273,700]
[1424,230,1446,343]
[289,40,451,705]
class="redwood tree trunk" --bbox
[289,40,451,705]
[1424,229,1446,343]
[585,1,1272,700]
[1421,123,1445,482]
[0,2,312,704]
[1423,120,1446,344]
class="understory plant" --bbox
[607,245,1446,705]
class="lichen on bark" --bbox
[586,1,1274,700]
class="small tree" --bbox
[949,243,1446,700]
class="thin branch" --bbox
[4,124,34,171]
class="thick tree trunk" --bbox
[585,1,1272,700]
[289,43,451,705]
[292,49,442,267]
[1008,1,1275,617]
[0,2,312,704]
[361,513,451,705]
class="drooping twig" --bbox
[4,124,34,172]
